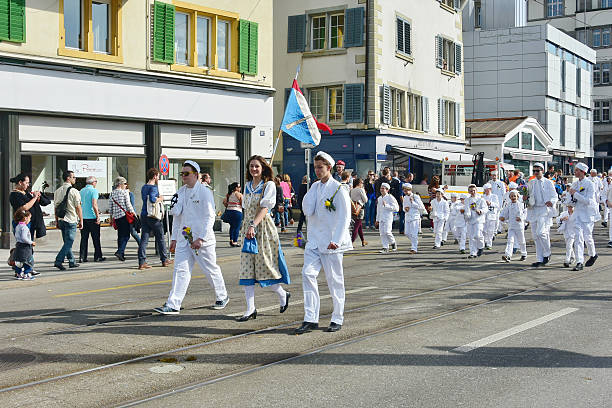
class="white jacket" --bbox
[483,193,500,221]
[570,177,601,223]
[171,182,216,248]
[430,198,450,221]
[451,202,467,228]
[489,179,506,207]
[556,210,575,236]
[464,195,488,225]
[376,194,399,224]
[499,201,526,230]
[302,178,353,253]
[403,193,425,221]
[503,190,523,207]
[526,177,558,222]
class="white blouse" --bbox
[243,180,277,210]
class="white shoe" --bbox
[379,248,389,254]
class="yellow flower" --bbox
[325,200,331,207]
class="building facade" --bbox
[526,0,612,170]
[463,23,596,174]
[0,0,274,247]
[275,0,467,184]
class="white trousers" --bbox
[433,218,446,247]
[166,245,228,310]
[530,218,551,262]
[404,219,420,251]
[379,220,395,249]
[484,219,497,247]
[443,219,453,242]
[467,223,484,256]
[574,220,596,264]
[453,226,467,250]
[302,247,345,325]
[603,205,610,224]
[505,228,527,258]
[563,233,575,264]
[609,211,612,242]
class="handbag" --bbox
[241,237,259,254]
[221,210,230,223]
[147,199,164,220]
[351,201,362,217]
[112,195,136,225]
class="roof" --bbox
[390,147,480,164]
[465,117,528,138]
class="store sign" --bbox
[68,160,107,178]
[157,179,177,201]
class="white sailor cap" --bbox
[590,168,598,174]
[402,183,412,189]
[381,182,390,190]
[313,151,334,168]
[508,182,518,189]
[483,183,492,189]
[508,190,520,197]
[533,163,545,170]
[459,194,466,200]
[435,188,444,193]
[450,192,457,198]
[183,160,201,174]
[576,162,589,173]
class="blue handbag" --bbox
[241,237,259,254]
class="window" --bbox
[594,101,601,122]
[396,17,411,56]
[330,14,344,49]
[594,64,601,84]
[475,1,482,28]
[175,12,190,65]
[311,16,326,50]
[547,0,563,16]
[391,89,404,128]
[436,36,461,74]
[521,132,533,150]
[576,118,581,150]
[577,0,591,11]
[328,87,343,122]
[593,28,601,47]
[561,60,566,92]
[197,17,210,67]
[603,101,610,122]
[604,63,611,84]
[602,0,612,8]
[59,0,122,63]
[505,133,519,148]
[577,66,581,97]
[534,137,547,152]
[309,88,325,122]
[438,99,460,136]
[217,19,230,70]
[546,41,557,55]
[576,29,586,44]
[407,93,424,131]
[604,28,611,47]
[0,0,25,43]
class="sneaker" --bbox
[502,255,510,262]
[477,248,483,257]
[68,263,80,268]
[213,296,230,310]
[114,252,125,262]
[519,256,526,261]
[379,248,389,254]
[138,263,152,270]
[390,243,398,251]
[30,270,40,276]
[432,245,439,249]
[162,259,174,267]
[460,249,467,254]
[468,254,476,259]
[153,305,179,315]
[54,263,66,271]
[23,273,35,281]
[485,246,492,250]
[16,273,24,280]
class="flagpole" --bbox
[270,65,301,168]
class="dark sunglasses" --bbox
[533,169,542,172]
[179,171,197,176]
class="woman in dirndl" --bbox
[237,155,290,322]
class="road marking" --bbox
[452,307,579,353]
[228,286,378,317]
[53,276,205,298]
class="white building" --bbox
[275,0,467,183]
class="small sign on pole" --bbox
[157,179,177,201]
[159,154,169,176]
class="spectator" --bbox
[280,174,292,227]
[544,165,556,180]
[404,172,414,184]
[420,174,429,185]
[138,168,171,270]
[341,171,352,191]
[296,175,308,234]
[273,176,287,233]
[79,176,105,263]
[375,168,392,198]
[392,171,401,183]
[53,170,82,271]
[364,171,377,229]
[508,170,520,183]
[201,172,212,187]
[350,178,368,246]
[333,159,346,182]
[109,177,135,262]
[223,182,243,247]
[284,174,296,225]
[13,209,35,280]
[126,183,141,247]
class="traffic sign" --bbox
[159,154,169,176]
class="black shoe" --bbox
[115,252,126,262]
[502,255,510,262]
[608,242,612,248]
[477,248,483,257]
[280,292,290,313]
[573,263,584,271]
[294,321,318,335]
[513,248,518,254]
[236,310,257,322]
[585,254,598,267]
[603,222,608,228]
[531,262,542,268]
[54,263,66,271]
[30,270,41,276]
[460,249,466,254]
[563,262,570,268]
[94,257,106,262]
[541,256,549,265]
[69,263,80,268]
[326,322,342,332]
[79,258,88,263]
[519,256,526,261]
[454,239,458,244]
[441,241,445,246]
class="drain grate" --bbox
[0,348,38,371]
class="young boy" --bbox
[445,193,458,244]
[464,184,488,258]
[453,195,468,254]
[482,183,500,250]
[402,183,425,254]
[376,182,399,253]
[499,190,527,262]
[557,205,576,268]
[430,189,449,249]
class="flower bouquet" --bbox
[518,185,529,202]
[182,226,198,255]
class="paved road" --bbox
[0,224,610,407]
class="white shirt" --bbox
[489,179,506,206]
[570,177,600,223]
[171,182,216,248]
[464,195,488,225]
[403,193,425,221]
[483,193,500,221]
[430,198,450,221]
[376,194,399,224]
[527,177,558,222]
[499,201,526,230]
[556,210,575,236]
[452,202,467,228]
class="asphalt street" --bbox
[0,224,610,407]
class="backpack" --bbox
[55,186,72,219]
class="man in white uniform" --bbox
[602,176,611,228]
[526,163,558,268]
[588,169,604,225]
[295,152,352,334]
[570,163,600,271]
[482,183,500,250]
[465,184,488,258]
[489,171,506,233]
[154,161,229,314]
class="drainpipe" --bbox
[364,0,370,127]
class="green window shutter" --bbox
[344,7,364,48]
[248,21,258,75]
[0,0,9,41]
[8,0,25,42]
[344,83,363,123]
[153,1,174,64]
[163,4,175,64]
[239,20,250,73]
[287,14,306,53]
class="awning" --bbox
[510,151,552,162]
[388,147,474,164]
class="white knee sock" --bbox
[243,285,255,315]
[269,283,287,306]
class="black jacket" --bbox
[296,183,308,209]
[10,191,50,239]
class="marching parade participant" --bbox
[499,190,527,262]
[295,152,352,334]
[602,176,610,227]
[503,182,523,207]
[556,205,576,268]
[482,184,500,250]
[588,169,604,225]
[570,163,600,271]
[154,161,229,315]
[489,170,507,233]
[402,183,425,254]
[464,184,488,258]
[607,179,612,248]
[430,189,449,249]
[376,182,399,253]
[237,155,290,322]
[453,195,468,254]
[526,163,558,268]
[445,193,459,244]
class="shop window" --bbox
[505,133,519,148]
[59,0,122,63]
[521,132,533,150]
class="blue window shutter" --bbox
[344,83,364,123]
[423,97,430,132]
[382,85,391,125]
[344,7,364,48]
[455,43,462,74]
[287,14,306,53]
[284,88,291,108]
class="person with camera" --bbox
[53,170,83,270]
[138,168,171,270]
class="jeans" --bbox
[398,211,405,234]
[138,216,168,265]
[351,217,365,243]
[365,197,377,227]
[226,210,243,242]
[115,216,131,255]
[283,198,291,225]
[274,208,286,229]
[297,210,306,233]
[55,220,77,265]
[130,224,141,246]
[80,218,102,260]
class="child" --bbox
[13,209,35,280]
[499,191,527,262]
[444,193,458,244]
[482,183,500,250]
[557,205,576,268]
[402,183,425,254]
[453,195,468,254]
[430,189,449,249]
[465,184,488,258]
[376,182,399,253]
